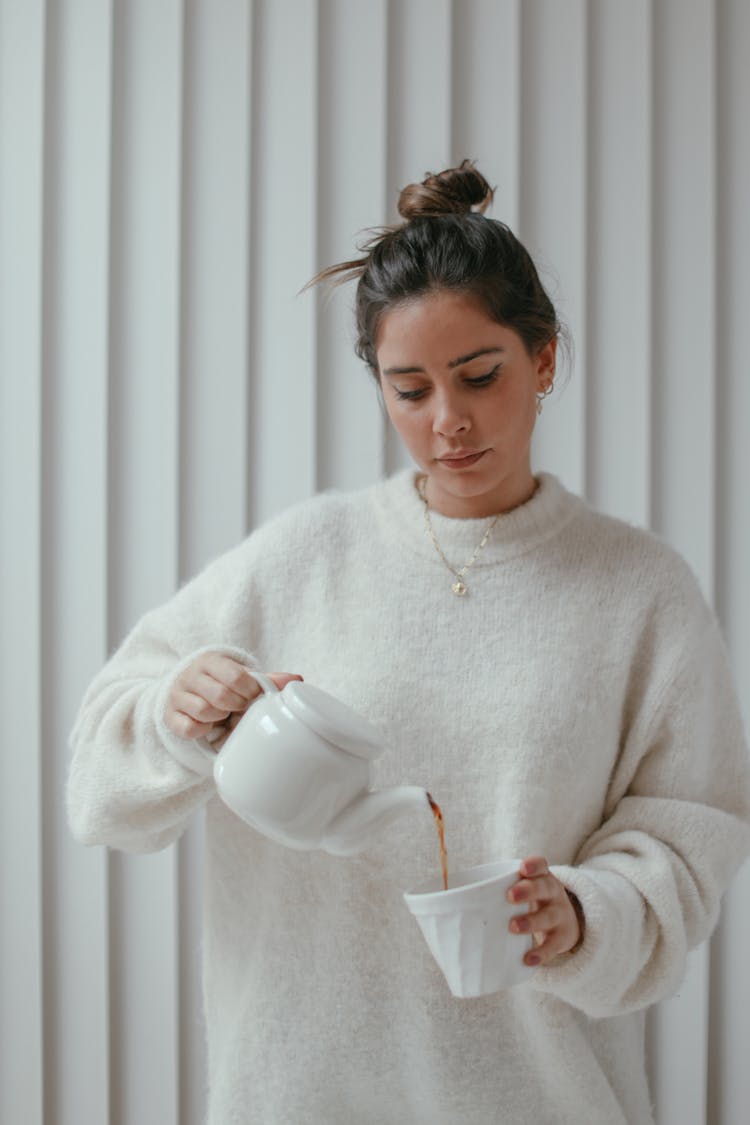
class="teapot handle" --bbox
[248,670,280,697]
[179,666,283,774]
[204,669,279,747]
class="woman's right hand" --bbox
[165,652,303,750]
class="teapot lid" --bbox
[281,681,384,760]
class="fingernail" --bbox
[526,954,540,967]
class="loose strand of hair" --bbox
[300,224,402,295]
[299,256,369,295]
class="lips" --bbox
[437,450,487,468]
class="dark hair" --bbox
[307,160,565,378]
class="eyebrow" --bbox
[381,347,506,377]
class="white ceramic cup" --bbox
[403,859,536,998]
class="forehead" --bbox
[375,290,515,364]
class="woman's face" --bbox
[375,289,556,518]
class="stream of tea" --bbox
[426,792,448,891]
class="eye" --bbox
[392,364,502,402]
[394,387,427,401]
[466,364,502,388]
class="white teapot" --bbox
[212,672,429,855]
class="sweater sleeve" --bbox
[530,608,750,1019]
[66,541,262,854]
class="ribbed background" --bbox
[1,1,748,1122]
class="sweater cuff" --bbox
[154,644,261,778]
[528,863,644,1017]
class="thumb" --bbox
[267,672,304,691]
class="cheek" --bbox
[386,402,424,440]
[495,383,537,433]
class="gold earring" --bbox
[536,380,553,415]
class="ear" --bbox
[535,337,557,391]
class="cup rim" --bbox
[403,858,522,906]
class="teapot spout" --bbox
[322,786,430,857]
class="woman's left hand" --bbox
[506,856,584,967]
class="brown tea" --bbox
[426,792,448,891]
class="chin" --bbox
[438,465,499,490]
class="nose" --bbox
[432,390,471,436]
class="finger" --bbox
[166,707,218,741]
[524,929,575,966]
[509,903,565,935]
[507,874,558,907]
[207,726,232,750]
[267,672,304,691]
[205,711,245,745]
[203,661,303,701]
[518,856,550,879]
[517,901,582,964]
[193,672,250,713]
[197,655,269,701]
[172,689,231,725]
[200,674,305,743]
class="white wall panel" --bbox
[386,0,453,219]
[249,0,318,525]
[648,4,718,1121]
[0,2,45,1122]
[177,3,253,1120]
[647,4,718,1118]
[522,0,587,494]
[586,0,652,524]
[708,1,750,1122]
[651,0,717,592]
[316,0,388,489]
[180,0,252,567]
[451,0,521,231]
[39,3,113,1123]
[108,2,183,1122]
[2,2,749,1123]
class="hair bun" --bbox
[397,159,494,221]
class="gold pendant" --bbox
[451,580,468,596]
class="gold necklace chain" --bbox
[417,475,501,596]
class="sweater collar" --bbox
[371,468,583,566]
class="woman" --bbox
[68,161,750,1124]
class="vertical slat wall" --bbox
[0,2,46,1124]
[1,2,748,1122]
[40,3,112,1124]
[521,0,588,495]
[710,4,750,1121]
[646,1,716,1120]
[647,3,717,1121]
[249,0,318,523]
[107,3,183,1123]
[316,0,388,490]
[585,0,652,525]
[177,3,253,1120]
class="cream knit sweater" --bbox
[67,470,750,1125]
